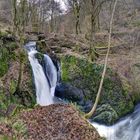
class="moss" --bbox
[8,42,18,51]
[129,63,140,104]
[95,42,107,48]
[61,56,78,82]
[10,80,17,94]
[0,61,8,77]
[61,61,69,82]
[92,104,119,125]
[35,52,44,62]
[131,20,140,27]
[0,135,14,140]
[0,47,9,77]
[0,37,19,77]
[72,44,80,52]
[12,119,28,138]
[0,31,8,37]
[61,55,134,124]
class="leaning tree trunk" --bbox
[85,0,118,118]
[15,41,25,93]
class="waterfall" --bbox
[25,41,58,106]
[43,54,57,96]
[92,104,140,140]
[24,42,140,140]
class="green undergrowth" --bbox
[0,114,28,140]
[0,31,18,77]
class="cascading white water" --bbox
[25,41,57,106]
[92,104,140,140]
[44,54,57,96]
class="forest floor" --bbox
[0,104,101,140]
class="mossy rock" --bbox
[92,104,119,125]
[0,47,9,77]
[60,55,134,125]
[35,52,44,64]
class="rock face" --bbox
[20,104,101,140]
[57,55,134,125]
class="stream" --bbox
[25,41,58,106]
[92,104,140,140]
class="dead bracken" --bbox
[20,104,100,140]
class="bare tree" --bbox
[26,0,62,33]
[12,0,28,93]
[83,0,110,61]
[49,0,62,32]
[0,0,12,24]
[66,0,82,34]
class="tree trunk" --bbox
[76,18,79,34]
[12,0,18,34]
[89,10,96,61]
[15,41,25,93]
[89,0,97,61]
[73,0,81,34]
[16,53,24,92]
[12,0,26,93]
[50,8,54,33]
[76,12,81,34]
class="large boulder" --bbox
[58,55,134,125]
[55,83,84,102]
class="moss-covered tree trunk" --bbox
[12,0,18,35]
[12,0,26,93]
[72,0,81,34]
[75,4,81,34]
[16,48,25,93]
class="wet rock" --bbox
[55,83,84,102]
